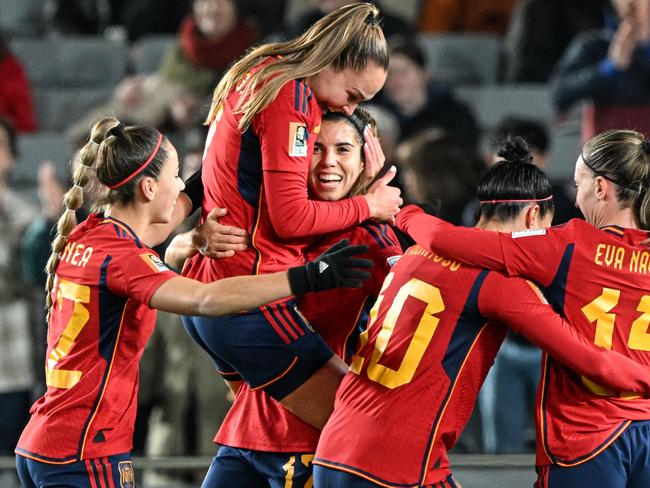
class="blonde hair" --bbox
[206,2,388,130]
[582,129,650,229]
[45,118,167,318]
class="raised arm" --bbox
[482,274,650,397]
[397,205,570,287]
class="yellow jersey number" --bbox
[580,287,650,398]
[350,272,446,389]
[45,279,91,389]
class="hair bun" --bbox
[496,136,533,165]
[108,122,125,138]
[641,139,650,155]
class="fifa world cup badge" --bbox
[289,122,308,157]
[118,461,135,488]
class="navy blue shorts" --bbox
[313,464,461,487]
[537,419,650,488]
[201,445,313,488]
[182,298,333,400]
[16,452,134,488]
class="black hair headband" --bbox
[581,151,646,193]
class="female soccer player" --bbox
[13,118,371,488]
[397,130,650,487]
[168,108,401,488]
[314,137,650,488]
[181,2,402,429]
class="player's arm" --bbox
[150,240,373,316]
[257,84,401,239]
[396,205,568,287]
[481,274,650,397]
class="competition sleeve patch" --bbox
[140,253,171,273]
[511,228,547,238]
[288,121,308,157]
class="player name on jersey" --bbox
[594,243,650,274]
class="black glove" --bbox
[288,239,373,294]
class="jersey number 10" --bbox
[350,272,446,389]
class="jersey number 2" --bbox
[580,287,650,397]
[46,279,91,389]
[350,272,446,389]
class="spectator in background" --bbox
[68,0,256,141]
[504,0,606,82]
[398,128,483,225]
[550,0,650,140]
[0,117,38,458]
[418,0,517,35]
[376,37,480,150]
[49,0,192,41]
[0,34,37,133]
[290,0,413,39]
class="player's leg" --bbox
[15,453,133,488]
[252,451,315,488]
[201,446,270,488]
[625,420,650,488]
[541,440,628,488]
[187,300,339,429]
[312,464,379,487]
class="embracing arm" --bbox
[483,276,650,397]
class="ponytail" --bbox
[45,118,119,318]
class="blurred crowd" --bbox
[1,0,650,484]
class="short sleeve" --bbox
[108,247,178,305]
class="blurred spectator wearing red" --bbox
[0,34,37,133]
[418,0,517,35]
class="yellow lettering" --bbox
[631,250,641,273]
[614,247,625,270]
[70,244,83,266]
[79,246,93,267]
[450,261,461,272]
[595,243,605,266]
[61,241,75,262]
[641,252,649,274]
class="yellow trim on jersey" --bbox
[251,185,265,276]
[250,356,299,391]
[15,451,78,465]
[80,302,129,459]
[312,460,417,488]
[422,323,490,478]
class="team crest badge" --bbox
[289,122,308,157]
[118,461,135,488]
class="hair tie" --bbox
[479,195,554,205]
[641,140,650,155]
[72,183,84,191]
[108,132,164,190]
[108,122,126,138]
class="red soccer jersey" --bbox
[16,214,176,463]
[183,58,370,283]
[314,244,650,487]
[398,209,650,467]
[214,224,402,452]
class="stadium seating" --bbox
[0,0,47,37]
[14,131,73,185]
[418,33,503,85]
[133,34,176,74]
[32,87,113,132]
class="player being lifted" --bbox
[14,118,371,488]
[181,2,401,430]
[396,130,650,487]
[313,138,650,488]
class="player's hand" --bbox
[192,208,249,259]
[363,127,385,179]
[363,166,403,225]
[288,239,374,294]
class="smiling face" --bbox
[309,119,365,201]
[151,141,185,223]
[307,62,387,115]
